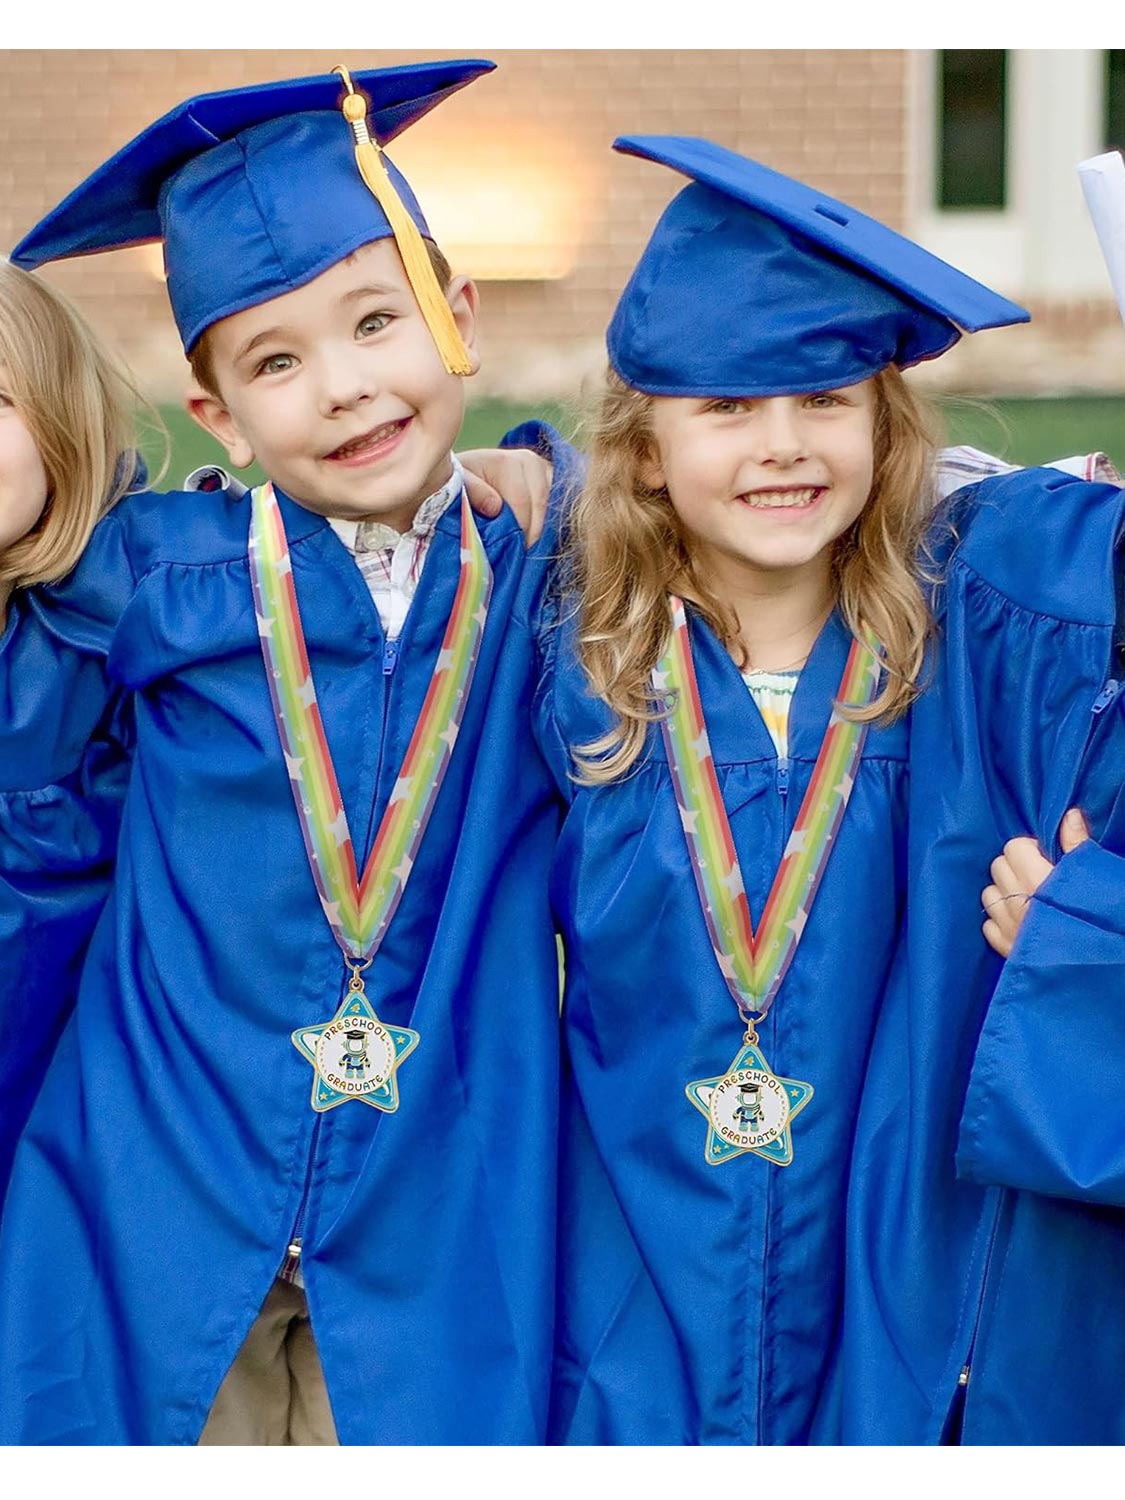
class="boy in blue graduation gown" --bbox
[0,62,568,1445]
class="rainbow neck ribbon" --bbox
[249,481,493,963]
[656,596,883,1023]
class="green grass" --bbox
[937,396,1125,470]
[148,394,1125,492]
[148,398,574,491]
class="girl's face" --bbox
[644,380,877,583]
[0,369,50,553]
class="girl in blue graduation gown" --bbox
[528,136,1037,1446]
[0,260,143,1193]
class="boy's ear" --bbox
[186,387,256,470]
[447,276,482,378]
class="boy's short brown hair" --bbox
[188,238,454,396]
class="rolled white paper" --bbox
[1078,150,1125,326]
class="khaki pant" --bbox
[199,1278,339,1446]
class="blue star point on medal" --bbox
[685,1039,813,1168]
[291,984,420,1115]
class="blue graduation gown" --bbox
[836,467,1125,1444]
[535,597,909,1445]
[0,694,131,1193]
[0,478,562,1445]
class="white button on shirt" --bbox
[326,455,464,640]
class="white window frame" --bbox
[908,48,1110,300]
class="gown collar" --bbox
[684,604,870,767]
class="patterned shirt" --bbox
[933,445,1121,501]
[741,668,800,760]
[326,455,464,638]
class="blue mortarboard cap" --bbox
[11,60,494,353]
[607,135,1029,397]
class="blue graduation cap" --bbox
[607,135,1030,397]
[11,60,494,367]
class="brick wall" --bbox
[0,49,909,401]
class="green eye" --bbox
[258,353,295,377]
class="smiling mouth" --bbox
[738,486,824,509]
[325,418,410,461]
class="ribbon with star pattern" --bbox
[655,596,883,1027]
[248,480,492,966]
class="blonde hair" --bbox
[0,261,160,590]
[570,365,940,784]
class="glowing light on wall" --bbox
[391,118,601,281]
[135,118,601,284]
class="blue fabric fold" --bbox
[837,466,1125,1445]
[0,477,563,1445]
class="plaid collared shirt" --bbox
[933,444,1122,500]
[326,455,464,639]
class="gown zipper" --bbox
[943,679,1119,1438]
[755,749,793,1441]
[1090,678,1120,718]
[943,1178,1009,1443]
[775,756,791,801]
[283,626,401,1273]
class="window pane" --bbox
[1106,50,1125,152]
[937,51,1007,210]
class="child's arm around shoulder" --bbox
[0,498,139,791]
[0,501,141,1189]
[938,464,1125,625]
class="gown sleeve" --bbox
[0,505,136,789]
[956,836,1125,1206]
[499,418,587,563]
[0,509,138,1191]
[499,419,587,800]
[954,475,1125,1207]
[0,697,133,1191]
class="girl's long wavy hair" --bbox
[0,261,159,590]
[569,365,940,784]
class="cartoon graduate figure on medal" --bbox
[292,962,420,1113]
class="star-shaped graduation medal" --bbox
[291,973,419,1114]
[686,1033,813,1166]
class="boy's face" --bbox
[189,240,479,530]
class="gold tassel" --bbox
[334,65,473,377]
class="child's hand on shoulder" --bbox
[981,808,1091,957]
[459,447,552,548]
